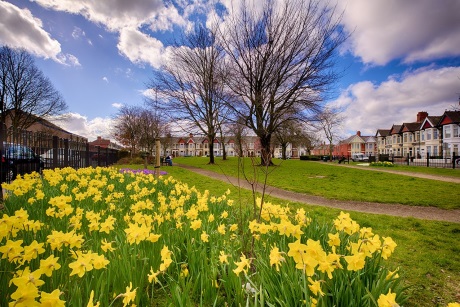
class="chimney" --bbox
[189,133,193,138]
[356,131,361,136]
[416,111,428,123]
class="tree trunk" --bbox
[282,144,288,160]
[208,137,215,164]
[259,134,273,166]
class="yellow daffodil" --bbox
[87,290,100,307]
[307,277,324,297]
[40,289,65,307]
[344,252,366,271]
[190,219,202,230]
[38,255,61,277]
[148,267,160,284]
[201,231,209,242]
[9,282,40,306]
[217,224,226,235]
[233,254,251,276]
[219,251,229,264]
[377,289,399,307]
[327,233,340,247]
[121,282,137,306]
[269,246,285,271]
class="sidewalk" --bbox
[177,164,460,224]
[332,162,460,183]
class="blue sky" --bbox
[1,0,460,141]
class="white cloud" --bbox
[117,28,166,68]
[335,66,460,136]
[71,26,85,39]
[112,103,123,108]
[102,76,109,83]
[29,0,207,69]
[57,53,81,67]
[338,0,460,65]
[31,0,164,32]
[0,1,72,64]
[50,113,115,141]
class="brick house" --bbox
[333,131,376,158]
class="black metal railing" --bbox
[1,128,119,184]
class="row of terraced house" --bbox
[328,110,460,159]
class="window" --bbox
[409,134,413,142]
[444,126,451,138]
[454,125,459,137]
[433,129,438,139]
[403,134,407,142]
[426,146,431,156]
[433,146,438,156]
[426,129,431,141]
[421,131,424,141]
[454,144,458,155]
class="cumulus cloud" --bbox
[117,28,167,68]
[334,66,460,136]
[31,0,164,32]
[112,103,123,108]
[102,76,109,83]
[29,0,204,68]
[337,0,460,65]
[0,1,73,64]
[51,113,115,141]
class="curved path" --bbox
[178,164,460,224]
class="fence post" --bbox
[453,154,457,169]
[52,136,59,169]
[426,152,430,167]
[85,143,90,168]
[64,139,69,167]
[407,153,409,165]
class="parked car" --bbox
[40,148,81,168]
[1,143,44,182]
[351,153,369,162]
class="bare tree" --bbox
[230,115,249,157]
[314,106,344,160]
[0,46,67,137]
[220,0,347,166]
[150,25,229,164]
[112,105,143,158]
[273,119,305,160]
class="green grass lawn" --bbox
[171,157,460,209]
[116,161,460,306]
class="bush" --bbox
[300,155,321,161]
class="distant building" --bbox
[89,136,124,150]
[333,131,376,157]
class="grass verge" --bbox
[116,163,460,306]
[171,157,460,209]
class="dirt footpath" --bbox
[178,164,460,224]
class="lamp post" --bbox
[155,138,161,178]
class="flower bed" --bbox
[370,161,395,167]
[1,166,408,306]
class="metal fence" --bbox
[1,128,120,184]
[379,153,460,169]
